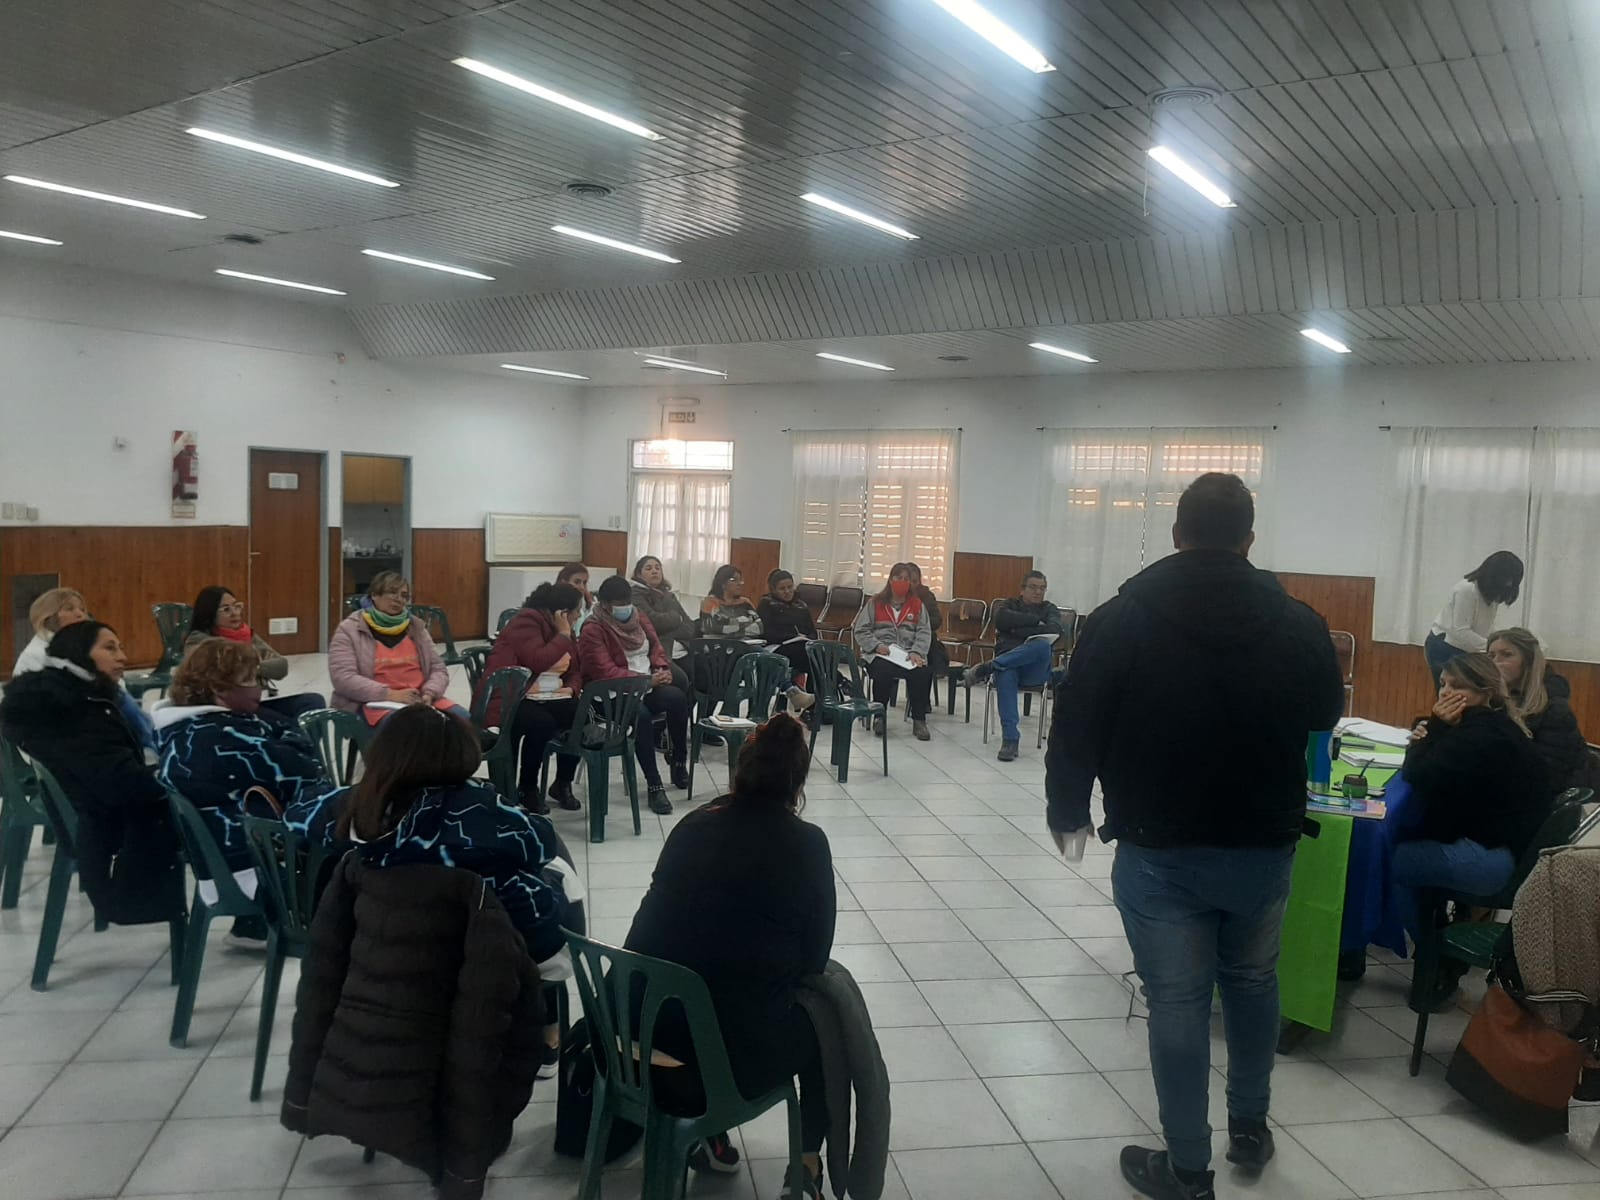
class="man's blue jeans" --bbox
[1391,837,1513,943]
[991,639,1055,742]
[1113,842,1296,1173]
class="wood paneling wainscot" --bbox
[952,552,1035,607]
[730,538,782,595]
[412,528,488,640]
[582,529,630,579]
[0,525,248,672]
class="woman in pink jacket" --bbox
[328,572,464,726]
[578,576,690,815]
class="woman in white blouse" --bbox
[1425,551,1523,683]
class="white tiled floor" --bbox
[2,654,1598,1199]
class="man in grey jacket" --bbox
[970,571,1067,762]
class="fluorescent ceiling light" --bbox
[801,193,918,240]
[500,363,589,380]
[1300,327,1351,354]
[362,249,493,279]
[3,174,204,219]
[816,352,895,371]
[215,268,346,296]
[187,128,399,188]
[0,229,62,245]
[930,0,1055,72]
[1147,146,1236,208]
[454,58,662,140]
[642,357,726,377]
[1029,341,1097,363]
[552,224,680,262]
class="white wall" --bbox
[577,363,1600,579]
[0,260,582,528]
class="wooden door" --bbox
[249,449,324,655]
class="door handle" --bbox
[249,551,263,556]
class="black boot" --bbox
[519,788,551,816]
[670,760,690,790]
[1119,1147,1214,1200]
[647,785,673,815]
[547,781,581,811]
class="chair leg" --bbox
[168,914,187,985]
[686,725,701,804]
[251,935,286,1101]
[577,1079,614,1200]
[982,684,992,745]
[881,711,890,778]
[622,751,641,836]
[0,820,35,909]
[832,712,852,784]
[362,1147,377,1164]
[586,752,607,844]
[30,847,75,991]
[1037,688,1050,750]
[1409,1010,1429,1077]
[724,731,747,782]
[170,897,213,1047]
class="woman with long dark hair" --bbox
[625,715,833,1190]
[629,555,694,660]
[757,569,818,711]
[186,584,325,721]
[1424,550,1524,682]
[484,581,585,813]
[852,562,934,741]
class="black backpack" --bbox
[553,1017,644,1162]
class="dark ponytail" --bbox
[522,582,583,613]
[46,621,121,699]
[729,714,811,812]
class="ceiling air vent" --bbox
[938,354,970,362]
[221,232,263,245]
[564,181,613,199]
[1147,87,1219,109]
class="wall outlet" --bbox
[25,506,38,521]
[268,617,298,636]
[608,515,622,529]
[0,503,15,519]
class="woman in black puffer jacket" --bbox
[1488,627,1594,794]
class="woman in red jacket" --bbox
[485,582,585,814]
[578,575,690,815]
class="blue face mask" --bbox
[610,604,635,622]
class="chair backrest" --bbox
[684,639,746,706]
[726,652,792,720]
[165,786,253,905]
[472,666,532,733]
[819,586,864,629]
[409,604,459,658]
[1489,795,1593,909]
[0,734,46,825]
[943,598,987,641]
[240,815,327,945]
[344,593,364,616]
[793,583,828,622]
[1054,608,1079,657]
[497,607,519,634]
[153,603,194,669]
[1330,631,1356,684]
[564,932,743,1122]
[561,677,651,756]
[462,644,490,691]
[21,759,81,857]
[296,708,369,788]
[806,639,864,706]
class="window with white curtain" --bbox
[1036,427,1270,614]
[789,430,959,595]
[628,439,733,599]
[1375,427,1600,661]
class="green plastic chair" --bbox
[462,644,490,692]
[1405,788,1596,1075]
[295,708,370,788]
[682,639,751,724]
[410,603,466,668]
[564,932,806,1200]
[539,677,651,843]
[471,666,533,801]
[240,816,329,1101]
[686,652,792,803]
[165,787,265,1047]
[0,734,48,909]
[497,608,519,634]
[344,593,364,616]
[125,602,194,699]
[805,640,887,784]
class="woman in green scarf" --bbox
[329,571,464,725]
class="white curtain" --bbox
[1373,428,1532,645]
[1037,427,1271,614]
[788,429,960,594]
[629,473,730,601]
[1528,428,1600,661]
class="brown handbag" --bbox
[1445,983,1588,1140]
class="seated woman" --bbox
[155,637,334,941]
[0,621,184,925]
[852,562,934,742]
[1488,627,1593,794]
[485,582,585,814]
[185,585,326,722]
[579,576,691,815]
[329,571,464,726]
[12,586,88,676]
[1393,653,1552,977]
[556,562,594,634]
[625,715,833,1192]
[630,555,694,669]
[757,570,817,711]
[699,565,764,640]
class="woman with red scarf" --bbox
[185,585,325,722]
[852,562,935,741]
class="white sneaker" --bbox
[787,686,816,712]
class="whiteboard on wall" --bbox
[484,513,583,562]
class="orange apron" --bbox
[364,634,455,725]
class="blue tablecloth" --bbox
[1339,776,1416,957]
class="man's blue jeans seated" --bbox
[989,639,1055,742]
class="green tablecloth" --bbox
[1277,749,1400,1031]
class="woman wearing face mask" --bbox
[1392,653,1552,972]
[0,621,185,925]
[852,563,934,741]
[579,576,691,815]
[185,585,326,722]
[12,587,89,676]
[155,638,334,941]
[329,571,463,725]
[1486,627,1592,794]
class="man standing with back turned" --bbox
[1045,473,1344,1200]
